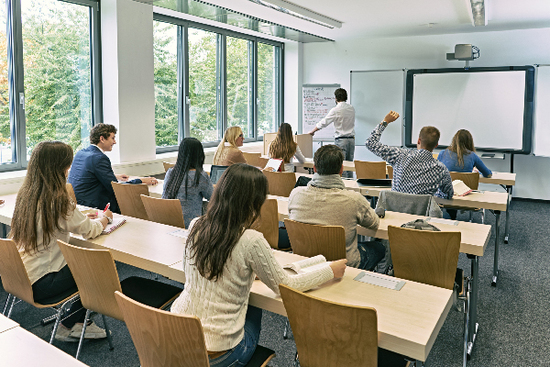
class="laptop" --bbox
[210,165,229,184]
[356,178,392,186]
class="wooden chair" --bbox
[387,165,393,180]
[57,240,183,359]
[279,284,409,367]
[263,132,277,155]
[163,161,175,172]
[251,199,279,249]
[66,183,77,203]
[256,157,269,169]
[449,171,483,222]
[354,160,387,179]
[263,171,296,197]
[450,171,480,190]
[243,152,262,167]
[283,219,346,261]
[140,195,185,228]
[0,239,79,344]
[111,182,149,220]
[387,226,460,290]
[114,291,275,367]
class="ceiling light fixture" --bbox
[466,0,488,27]
[248,0,343,29]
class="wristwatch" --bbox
[381,121,389,127]
[106,216,113,224]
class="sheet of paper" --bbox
[168,229,188,239]
[353,272,406,291]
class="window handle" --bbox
[19,92,25,110]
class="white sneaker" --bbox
[69,321,108,339]
[55,324,79,342]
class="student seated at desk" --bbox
[170,163,346,367]
[438,129,492,178]
[68,123,158,213]
[11,141,113,342]
[212,126,247,166]
[162,138,213,228]
[366,111,454,199]
[288,145,384,271]
[268,122,305,172]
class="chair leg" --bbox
[7,296,17,318]
[294,351,299,367]
[102,314,114,350]
[2,294,11,315]
[463,279,471,367]
[283,319,290,339]
[75,309,91,360]
[49,295,80,344]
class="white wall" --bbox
[292,27,550,199]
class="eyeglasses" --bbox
[238,134,244,138]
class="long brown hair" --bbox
[269,123,297,163]
[186,163,268,281]
[11,141,74,254]
[448,129,475,168]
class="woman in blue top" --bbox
[163,138,214,228]
[438,129,492,178]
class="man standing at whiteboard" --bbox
[308,88,355,178]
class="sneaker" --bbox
[69,321,108,339]
[55,324,79,342]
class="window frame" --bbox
[2,0,102,172]
[153,14,284,153]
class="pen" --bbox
[103,203,110,213]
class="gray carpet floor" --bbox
[1,198,550,366]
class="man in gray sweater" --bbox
[288,145,385,270]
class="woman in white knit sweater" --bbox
[171,163,347,366]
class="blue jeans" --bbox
[209,306,262,367]
[335,137,355,178]
[358,240,385,271]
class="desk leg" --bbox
[467,254,479,361]
[504,186,512,244]
[491,210,501,286]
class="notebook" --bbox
[102,218,127,234]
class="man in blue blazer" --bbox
[68,124,158,213]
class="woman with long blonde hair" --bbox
[268,123,305,172]
[212,126,247,166]
[11,141,113,342]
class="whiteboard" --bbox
[350,70,404,146]
[534,65,550,157]
[302,84,338,141]
[405,67,535,154]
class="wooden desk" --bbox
[0,325,89,366]
[275,195,490,361]
[0,314,19,334]
[169,250,453,362]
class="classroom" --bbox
[1,0,550,366]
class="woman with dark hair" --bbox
[162,138,213,228]
[171,163,346,366]
[11,141,113,342]
[268,123,305,172]
[438,129,492,177]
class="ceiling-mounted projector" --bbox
[446,44,480,61]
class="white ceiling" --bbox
[207,0,550,41]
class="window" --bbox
[153,15,283,151]
[0,0,100,170]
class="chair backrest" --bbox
[387,165,393,180]
[251,199,279,249]
[279,284,379,367]
[115,291,209,367]
[388,226,460,290]
[354,160,387,179]
[256,157,269,170]
[284,219,346,261]
[209,165,229,185]
[57,240,124,320]
[111,182,149,220]
[140,195,185,228]
[263,132,277,155]
[0,239,36,306]
[242,152,262,167]
[450,171,480,190]
[263,171,296,197]
[66,183,77,203]
[163,161,175,172]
